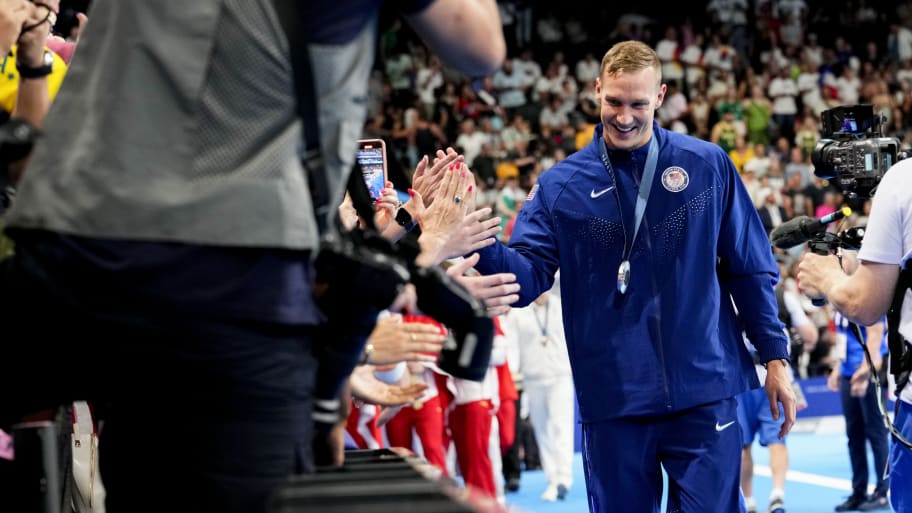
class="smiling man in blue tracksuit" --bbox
[473,41,796,513]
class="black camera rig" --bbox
[805,225,865,257]
[812,104,908,199]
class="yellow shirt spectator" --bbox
[728,136,755,175]
[496,160,520,181]
[575,122,595,151]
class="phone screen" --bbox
[356,140,387,200]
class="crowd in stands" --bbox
[364,0,912,381]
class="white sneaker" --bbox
[541,484,558,502]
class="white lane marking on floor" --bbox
[752,465,875,494]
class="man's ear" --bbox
[655,83,668,109]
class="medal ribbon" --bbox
[599,134,659,293]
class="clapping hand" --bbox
[16,0,56,62]
[415,162,474,266]
[0,0,31,55]
[412,147,463,208]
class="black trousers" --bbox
[502,390,524,482]
[0,240,318,513]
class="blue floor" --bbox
[503,425,893,513]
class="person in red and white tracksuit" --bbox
[495,357,519,468]
[345,361,409,451]
[383,314,450,476]
[444,316,508,502]
[345,399,383,450]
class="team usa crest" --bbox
[661,166,689,192]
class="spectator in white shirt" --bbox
[415,56,444,120]
[574,51,600,85]
[767,66,799,143]
[539,94,569,132]
[655,25,685,86]
[800,32,823,69]
[834,65,861,106]
[888,22,912,64]
[744,143,773,178]
[454,118,489,167]
[532,62,564,104]
[657,79,690,134]
[680,33,706,92]
[514,47,542,84]
[492,58,532,117]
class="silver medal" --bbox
[617,260,630,294]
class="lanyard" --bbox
[533,297,552,345]
[598,134,659,293]
[533,298,549,336]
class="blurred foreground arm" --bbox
[12,0,56,128]
[404,0,505,77]
[8,0,57,184]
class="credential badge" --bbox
[661,166,689,192]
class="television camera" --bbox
[772,104,909,256]
[811,104,906,200]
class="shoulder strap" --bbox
[888,263,912,392]
[268,0,331,233]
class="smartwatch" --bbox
[763,358,791,369]
[395,207,417,231]
[16,50,54,79]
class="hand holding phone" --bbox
[356,139,388,201]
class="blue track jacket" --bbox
[475,123,789,421]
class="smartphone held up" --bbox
[356,139,388,201]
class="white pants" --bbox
[525,376,575,488]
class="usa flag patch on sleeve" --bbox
[526,184,539,201]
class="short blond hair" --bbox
[599,40,662,83]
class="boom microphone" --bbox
[770,207,852,249]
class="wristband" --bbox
[16,50,54,79]
[763,358,790,369]
[395,207,417,231]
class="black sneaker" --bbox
[556,484,568,500]
[835,495,866,512]
[768,497,785,513]
[505,477,520,493]
[857,495,889,511]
